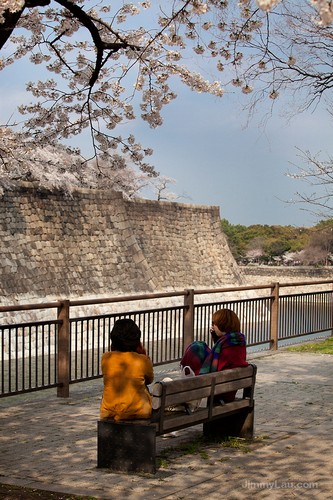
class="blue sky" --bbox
[2,37,333,229]
[132,86,333,228]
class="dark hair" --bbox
[212,309,240,333]
[110,319,141,352]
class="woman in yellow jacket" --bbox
[100,318,154,421]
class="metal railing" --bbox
[1,281,332,398]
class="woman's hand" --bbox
[210,328,219,344]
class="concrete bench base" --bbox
[97,419,157,474]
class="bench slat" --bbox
[211,398,251,418]
[152,365,255,397]
[152,376,254,409]
[154,399,251,435]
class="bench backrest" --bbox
[152,363,257,411]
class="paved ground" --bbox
[0,350,332,499]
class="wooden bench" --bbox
[97,363,257,474]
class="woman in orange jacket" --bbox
[100,318,154,421]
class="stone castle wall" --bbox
[0,183,244,306]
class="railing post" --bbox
[331,285,333,338]
[270,282,279,350]
[183,289,195,353]
[57,300,70,397]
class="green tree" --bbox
[301,220,333,265]
[221,219,314,264]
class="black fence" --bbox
[1,282,332,397]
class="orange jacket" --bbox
[100,351,154,421]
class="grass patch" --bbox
[157,434,255,469]
[158,457,170,469]
[178,438,209,458]
[218,436,252,453]
[286,336,333,354]
[158,435,207,466]
[254,435,270,442]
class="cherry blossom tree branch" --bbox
[1,1,333,199]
